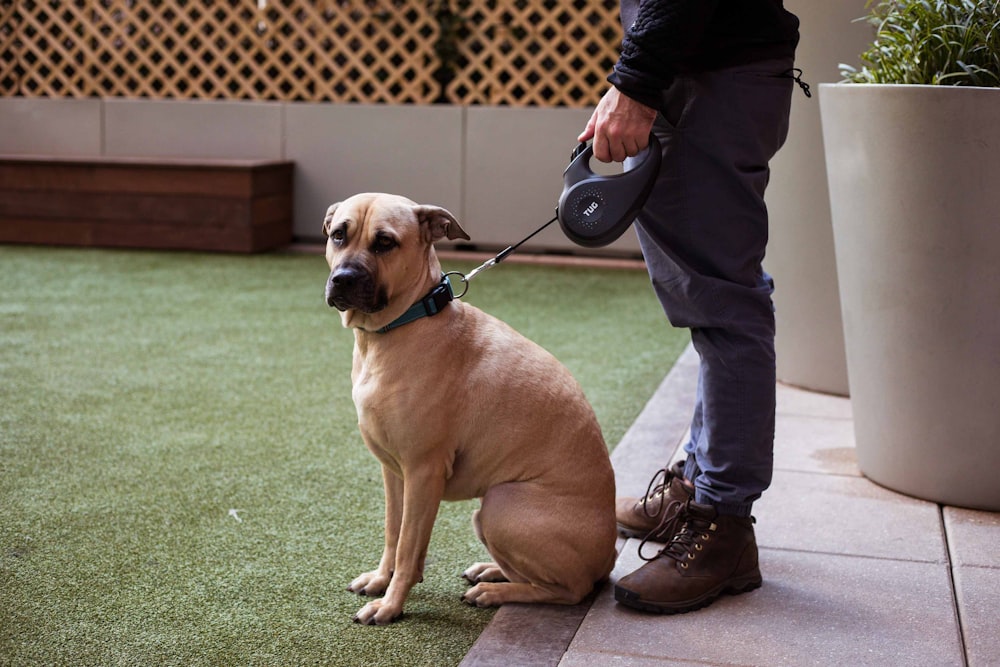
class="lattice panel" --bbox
[8,0,92,96]
[0,1,18,93]
[85,0,264,99]
[1,0,621,106]
[447,0,620,106]
[260,0,440,103]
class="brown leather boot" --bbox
[614,500,762,614]
[615,461,694,541]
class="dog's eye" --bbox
[329,228,346,244]
[373,234,397,254]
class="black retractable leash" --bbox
[449,133,662,296]
[391,66,813,328]
[452,69,810,292]
[379,67,813,330]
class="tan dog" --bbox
[324,193,616,625]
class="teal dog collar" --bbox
[375,276,454,334]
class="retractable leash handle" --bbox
[557,133,662,248]
[453,134,662,293]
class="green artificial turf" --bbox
[0,246,688,666]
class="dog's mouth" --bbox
[328,294,387,314]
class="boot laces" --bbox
[641,499,716,564]
[636,495,687,561]
[637,465,676,518]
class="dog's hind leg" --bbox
[462,510,592,607]
[462,510,585,607]
[463,509,508,583]
[464,484,614,608]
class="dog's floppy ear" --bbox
[322,203,340,236]
[414,205,471,243]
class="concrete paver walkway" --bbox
[462,344,1000,667]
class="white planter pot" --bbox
[820,83,1000,510]
[767,0,873,397]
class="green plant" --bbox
[840,0,1000,86]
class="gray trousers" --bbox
[632,57,795,516]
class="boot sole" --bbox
[614,571,763,615]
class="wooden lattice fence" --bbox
[0,0,621,106]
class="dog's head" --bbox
[323,193,470,331]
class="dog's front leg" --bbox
[348,465,402,597]
[353,467,444,625]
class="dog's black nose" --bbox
[327,265,366,310]
[331,266,360,289]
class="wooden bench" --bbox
[0,156,294,253]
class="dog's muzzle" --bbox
[326,264,386,313]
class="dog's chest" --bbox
[350,348,419,446]
[351,359,383,423]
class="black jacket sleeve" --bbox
[609,0,720,108]
[608,0,800,108]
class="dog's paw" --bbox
[461,562,508,584]
[347,570,392,597]
[352,598,403,626]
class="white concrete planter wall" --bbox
[820,83,1000,511]
[764,0,872,396]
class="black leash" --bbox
[447,214,558,298]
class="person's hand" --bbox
[579,87,658,163]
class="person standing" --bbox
[579,0,804,614]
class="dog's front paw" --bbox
[353,598,403,626]
[347,570,392,597]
